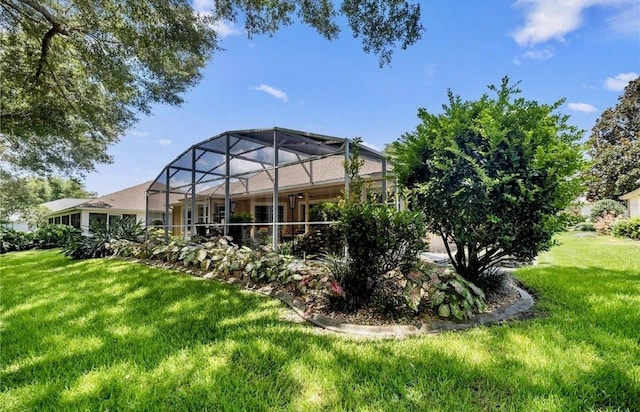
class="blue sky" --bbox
[85,0,640,196]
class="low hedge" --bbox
[612,217,640,240]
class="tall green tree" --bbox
[0,172,96,222]
[0,0,423,176]
[388,77,584,287]
[586,78,640,200]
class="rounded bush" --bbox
[612,217,640,240]
[590,199,626,221]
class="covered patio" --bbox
[146,127,390,249]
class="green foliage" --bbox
[33,224,77,249]
[558,202,586,227]
[0,227,34,253]
[229,212,253,246]
[333,203,426,310]
[229,212,253,223]
[314,137,428,310]
[388,77,584,287]
[0,223,76,253]
[292,202,343,257]
[63,218,144,259]
[1,0,217,176]
[586,78,640,200]
[403,264,487,319]
[590,199,626,221]
[1,0,422,176]
[111,235,295,285]
[612,217,640,240]
[0,173,95,223]
[2,235,640,411]
[342,137,366,206]
[573,222,596,232]
[309,202,342,222]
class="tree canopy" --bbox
[0,0,423,176]
[388,77,584,286]
[0,172,96,224]
[586,78,640,200]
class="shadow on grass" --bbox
[1,250,639,410]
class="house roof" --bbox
[42,198,91,213]
[44,181,180,216]
[620,187,640,200]
[80,181,170,211]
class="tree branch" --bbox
[18,0,70,80]
[18,0,63,27]
[1,1,41,25]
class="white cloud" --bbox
[604,72,639,91]
[211,20,242,37]
[253,84,289,102]
[568,102,598,112]
[158,139,172,146]
[130,130,148,137]
[607,1,640,35]
[192,0,242,37]
[511,0,637,46]
[514,46,555,64]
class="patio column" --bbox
[181,193,187,240]
[381,157,387,205]
[144,189,150,240]
[224,133,230,236]
[190,147,196,237]
[344,140,350,202]
[272,129,279,250]
[164,168,170,242]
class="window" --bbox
[107,214,121,226]
[70,213,81,229]
[54,216,61,224]
[61,215,69,225]
[123,214,137,222]
[89,213,107,230]
[48,218,54,224]
[254,205,284,223]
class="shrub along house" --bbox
[45,181,176,233]
[147,127,394,248]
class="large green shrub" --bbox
[33,224,77,249]
[63,218,145,259]
[590,199,626,221]
[612,217,640,240]
[332,203,426,310]
[291,202,344,257]
[229,212,253,246]
[0,228,34,253]
[388,77,584,289]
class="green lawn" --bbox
[1,233,639,411]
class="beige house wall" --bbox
[168,177,390,237]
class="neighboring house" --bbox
[1,213,32,232]
[44,181,173,233]
[619,187,640,218]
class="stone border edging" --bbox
[123,257,535,339]
[260,284,535,338]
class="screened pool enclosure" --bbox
[147,127,391,249]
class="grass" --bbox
[1,233,639,411]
